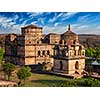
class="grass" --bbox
[24,73,73,87]
[0,66,89,87]
[24,73,89,87]
[1,69,100,87]
[0,64,98,87]
[10,71,87,87]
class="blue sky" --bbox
[0,12,100,34]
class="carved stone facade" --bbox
[5,24,85,75]
[53,40,85,74]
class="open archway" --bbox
[60,61,63,70]
[75,61,79,70]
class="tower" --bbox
[68,24,71,31]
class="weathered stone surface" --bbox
[5,24,85,75]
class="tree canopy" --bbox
[85,47,100,58]
[0,48,4,61]
[17,66,32,84]
[2,63,15,80]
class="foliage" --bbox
[44,78,100,87]
[94,47,100,58]
[83,77,100,87]
[0,48,4,61]
[2,63,15,80]
[17,66,32,85]
[85,47,95,57]
[85,47,100,66]
[85,47,100,58]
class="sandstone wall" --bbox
[54,59,68,73]
[68,58,85,74]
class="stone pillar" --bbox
[62,40,64,45]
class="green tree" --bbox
[86,47,100,58]
[17,66,32,86]
[2,63,15,80]
[94,47,100,58]
[0,48,4,61]
[84,78,100,87]
[0,48,4,71]
[85,47,95,57]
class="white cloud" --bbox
[48,13,58,23]
[72,24,89,30]
[0,13,45,33]
[54,23,59,27]
[21,20,28,26]
[48,12,78,25]
[37,18,45,26]
[56,13,64,18]
[61,12,78,21]
[0,12,99,35]
[43,23,100,35]
[77,14,100,25]
[63,12,78,17]
[13,14,19,21]
[43,25,67,34]
[0,15,21,33]
[71,23,100,34]
[78,15,90,22]
[31,21,38,24]
[27,12,44,19]
[48,17,56,23]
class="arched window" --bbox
[59,40,62,44]
[60,61,63,70]
[38,62,41,65]
[47,50,50,55]
[38,51,40,56]
[73,40,76,44]
[29,41,31,44]
[64,40,66,44]
[42,50,45,55]
[27,29,29,33]
[79,46,82,50]
[55,41,57,43]
[82,51,85,55]
[75,51,77,56]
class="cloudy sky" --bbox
[0,12,100,34]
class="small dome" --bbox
[61,24,78,38]
[62,30,77,37]
[61,24,79,45]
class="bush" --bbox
[84,78,100,87]
[17,66,32,85]
[2,63,15,80]
[0,48,4,61]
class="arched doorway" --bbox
[75,61,79,70]
[75,61,80,75]
[60,61,63,70]
[75,71,80,74]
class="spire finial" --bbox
[68,24,70,31]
